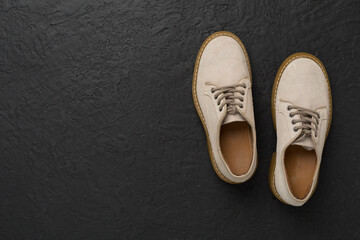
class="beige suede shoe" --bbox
[269,52,332,206]
[193,31,257,184]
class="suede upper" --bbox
[273,55,331,206]
[194,32,257,183]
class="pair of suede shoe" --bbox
[192,31,332,207]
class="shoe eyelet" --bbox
[291,120,295,124]
[211,88,215,93]
[287,106,291,110]
[289,113,293,117]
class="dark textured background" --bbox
[0,0,360,239]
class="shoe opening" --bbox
[220,122,253,176]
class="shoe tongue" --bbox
[222,112,246,125]
[292,136,314,151]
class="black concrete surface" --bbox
[0,0,360,239]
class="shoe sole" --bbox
[192,31,255,184]
[269,52,333,204]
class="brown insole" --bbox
[220,122,253,176]
[285,145,317,199]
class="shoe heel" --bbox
[269,152,287,204]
